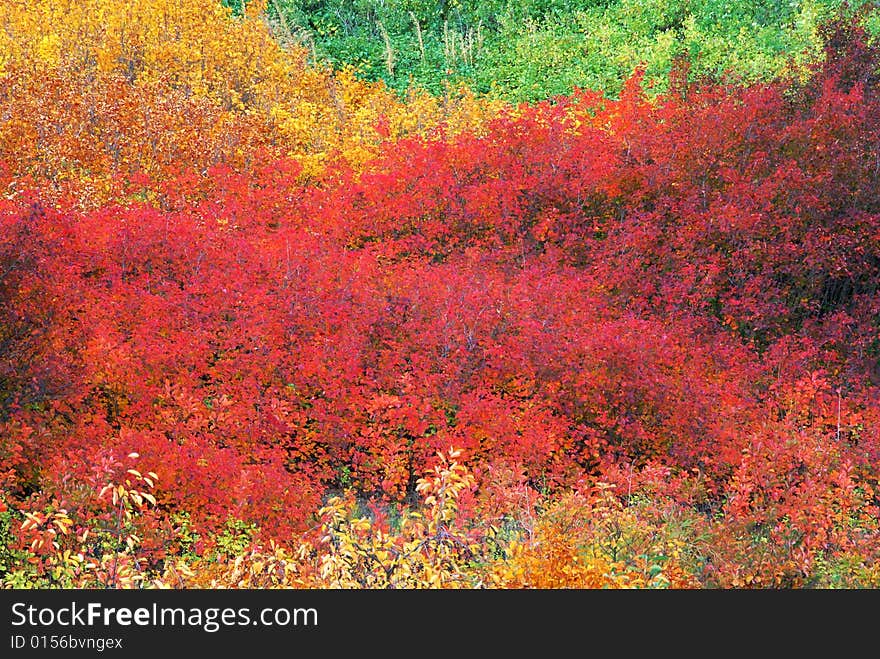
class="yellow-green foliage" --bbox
[316,448,478,588]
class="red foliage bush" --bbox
[1,17,878,571]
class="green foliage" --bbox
[215,518,259,558]
[808,553,880,588]
[0,505,29,585]
[266,0,880,101]
[170,512,203,561]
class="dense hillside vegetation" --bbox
[261,0,880,100]
[1,1,879,588]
